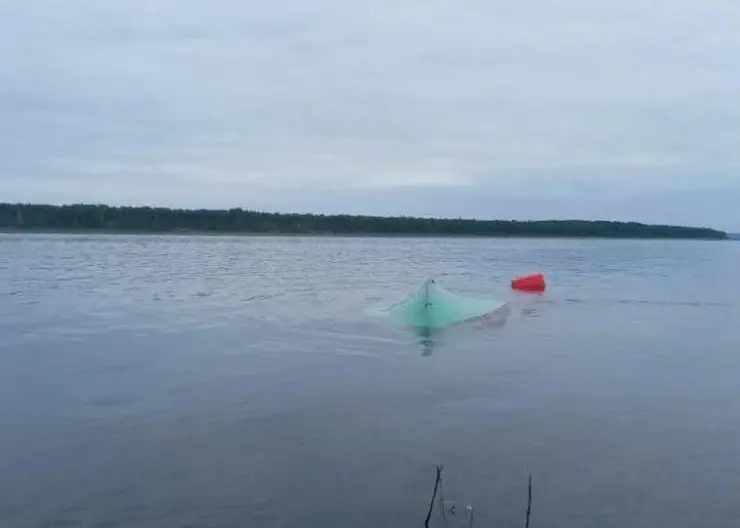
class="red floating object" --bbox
[511,273,547,292]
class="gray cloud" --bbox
[1,0,738,229]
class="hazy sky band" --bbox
[1,1,738,229]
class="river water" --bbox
[1,234,738,527]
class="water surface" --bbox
[1,235,738,527]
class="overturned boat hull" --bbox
[387,279,507,329]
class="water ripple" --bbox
[1,234,739,528]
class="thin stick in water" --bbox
[425,465,443,528]
[525,473,533,528]
[438,469,446,520]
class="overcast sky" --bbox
[1,1,738,229]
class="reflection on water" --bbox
[414,303,512,357]
[415,324,440,357]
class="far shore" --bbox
[0,227,731,241]
[0,203,729,240]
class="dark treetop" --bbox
[0,203,728,239]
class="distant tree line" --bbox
[0,203,728,239]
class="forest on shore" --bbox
[0,203,728,239]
